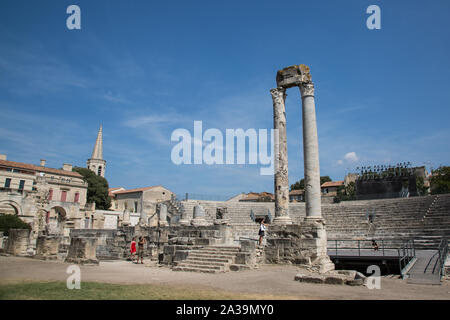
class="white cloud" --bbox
[337,160,344,165]
[344,152,359,162]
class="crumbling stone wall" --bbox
[5,229,30,256]
[35,235,60,260]
[65,237,99,265]
[265,222,334,273]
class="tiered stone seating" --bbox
[177,194,450,249]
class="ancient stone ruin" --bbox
[269,64,334,273]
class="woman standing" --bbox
[130,237,137,262]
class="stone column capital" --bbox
[300,82,315,97]
[270,87,286,99]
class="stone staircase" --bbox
[172,245,241,273]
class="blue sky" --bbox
[1,0,449,199]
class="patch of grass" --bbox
[0,281,294,300]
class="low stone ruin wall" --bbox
[35,235,61,260]
[64,237,99,265]
[264,222,334,273]
[69,227,135,260]
[4,229,30,256]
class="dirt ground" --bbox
[1,256,449,300]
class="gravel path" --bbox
[1,256,449,300]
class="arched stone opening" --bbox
[47,206,67,235]
[0,201,21,216]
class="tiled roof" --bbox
[240,192,274,201]
[321,181,344,188]
[289,189,304,195]
[0,159,82,178]
[113,186,162,195]
[108,187,125,197]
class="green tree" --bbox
[430,166,450,195]
[416,176,429,196]
[0,214,31,236]
[73,167,111,210]
[290,176,332,191]
[333,182,356,203]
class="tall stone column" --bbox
[299,82,322,219]
[271,87,292,225]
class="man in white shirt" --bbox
[258,219,268,246]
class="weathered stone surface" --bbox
[265,223,334,273]
[276,64,312,89]
[65,237,99,265]
[5,229,30,256]
[295,269,364,286]
[324,275,346,285]
[191,205,209,226]
[229,264,251,272]
[158,203,168,226]
[271,87,292,225]
[346,279,364,286]
[35,235,60,260]
[299,82,322,219]
[294,273,325,284]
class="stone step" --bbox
[172,266,221,273]
[176,262,225,270]
[188,252,235,260]
[181,259,228,267]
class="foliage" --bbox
[333,182,356,203]
[430,166,450,195]
[415,176,429,196]
[290,176,332,191]
[73,167,111,210]
[0,214,31,236]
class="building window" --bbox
[4,178,11,188]
[74,192,80,203]
[18,180,25,190]
[134,201,138,213]
[61,191,67,202]
[48,189,53,200]
[98,166,102,176]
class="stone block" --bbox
[5,229,30,256]
[294,273,325,284]
[276,64,312,89]
[65,237,99,265]
[35,235,60,260]
[173,250,190,262]
[324,275,346,285]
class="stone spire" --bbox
[87,125,106,177]
[91,125,103,160]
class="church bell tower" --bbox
[87,125,106,177]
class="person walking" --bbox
[130,237,137,262]
[258,219,268,246]
[137,236,146,264]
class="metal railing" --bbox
[432,237,448,279]
[328,239,405,257]
[398,239,415,274]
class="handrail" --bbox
[327,239,411,257]
[431,237,448,278]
